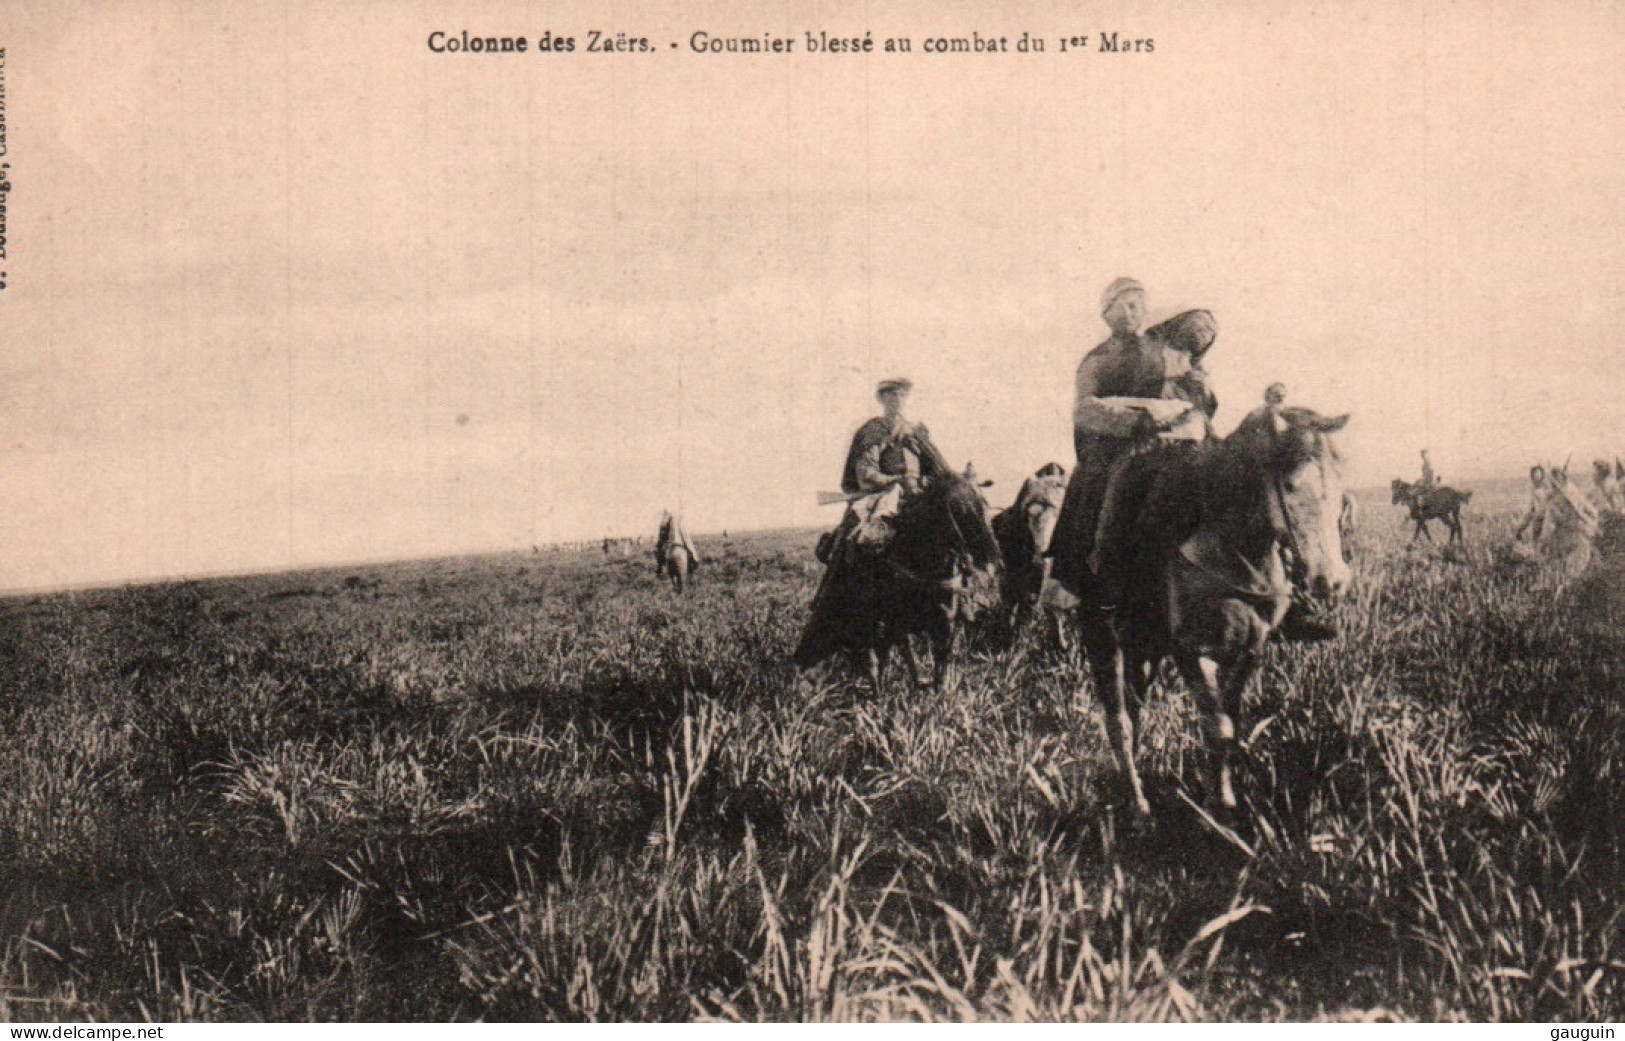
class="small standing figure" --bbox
[1514,465,1550,542]
[1540,465,1600,580]
[1591,459,1623,514]
[1244,382,1288,427]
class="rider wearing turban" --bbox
[1086,310,1219,610]
[1050,278,1181,602]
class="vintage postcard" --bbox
[1,0,1622,1025]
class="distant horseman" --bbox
[1419,449,1438,490]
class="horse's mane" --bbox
[899,471,978,523]
[892,472,1001,574]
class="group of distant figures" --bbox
[1510,458,1623,579]
[1388,447,1622,581]
[601,536,647,559]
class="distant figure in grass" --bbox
[1592,459,1623,514]
[1391,474,1472,545]
[1515,465,1551,543]
[655,512,701,594]
[1538,465,1600,580]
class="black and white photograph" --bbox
[1,0,1623,1025]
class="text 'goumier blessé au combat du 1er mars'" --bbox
[424,29,1154,56]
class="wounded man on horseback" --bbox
[1050,280,1339,643]
[1048,277,1353,814]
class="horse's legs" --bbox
[1174,648,1237,811]
[1123,654,1153,753]
[903,634,931,690]
[930,604,958,691]
[1049,602,1076,658]
[1120,630,1161,742]
[867,645,887,697]
[1082,611,1150,817]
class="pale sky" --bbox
[2,0,1623,590]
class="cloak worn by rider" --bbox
[817,378,951,563]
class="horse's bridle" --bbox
[1264,422,1316,589]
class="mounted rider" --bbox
[655,511,701,574]
[1049,277,1339,642]
[817,378,951,563]
[1049,277,1162,602]
[1050,279,1222,605]
[1419,449,1438,490]
[1087,309,1220,610]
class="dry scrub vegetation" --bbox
[1,486,1622,1021]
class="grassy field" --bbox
[1,484,1622,1021]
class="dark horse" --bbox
[1390,478,1472,545]
[795,466,1003,693]
[1062,407,1352,816]
[991,467,1067,638]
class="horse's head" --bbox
[910,464,1003,572]
[1234,407,1353,600]
[1021,473,1067,556]
[1390,478,1411,505]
